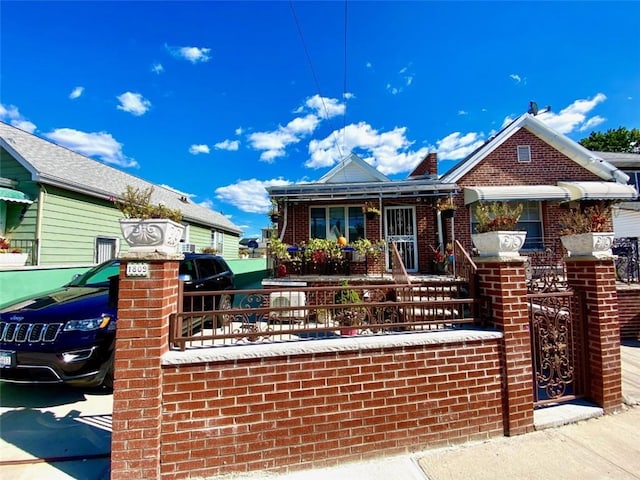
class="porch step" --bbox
[534,399,603,430]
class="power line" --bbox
[289,0,345,161]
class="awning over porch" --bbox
[463,185,571,205]
[0,186,32,204]
[557,181,639,201]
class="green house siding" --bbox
[222,234,239,259]
[186,225,240,259]
[39,187,122,264]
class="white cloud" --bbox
[235,127,243,135]
[509,73,521,83]
[366,62,372,69]
[303,95,345,119]
[248,95,344,162]
[69,86,84,99]
[436,131,485,161]
[536,93,607,134]
[166,44,211,63]
[578,115,606,132]
[116,92,151,116]
[306,122,429,175]
[0,104,36,133]
[151,63,164,74]
[458,110,468,116]
[189,144,210,155]
[386,64,414,95]
[45,128,139,168]
[214,139,240,151]
[215,178,292,214]
[386,84,399,95]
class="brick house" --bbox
[268,114,637,274]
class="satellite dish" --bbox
[248,240,259,249]
[528,101,539,115]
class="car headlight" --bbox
[64,314,112,332]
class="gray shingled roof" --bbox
[0,121,242,234]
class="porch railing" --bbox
[169,281,481,351]
[390,241,410,284]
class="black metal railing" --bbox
[613,237,639,284]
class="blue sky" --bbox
[1,1,639,238]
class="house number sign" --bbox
[126,262,149,277]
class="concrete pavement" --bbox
[0,341,638,480]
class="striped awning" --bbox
[464,185,571,205]
[0,187,32,204]
[557,181,639,201]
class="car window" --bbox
[69,260,120,287]
[179,260,196,277]
[195,258,218,279]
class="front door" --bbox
[384,206,417,272]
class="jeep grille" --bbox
[0,322,63,343]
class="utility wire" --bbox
[289,0,344,161]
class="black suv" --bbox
[0,253,235,389]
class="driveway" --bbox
[0,384,112,479]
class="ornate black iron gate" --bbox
[527,269,586,406]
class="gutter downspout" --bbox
[279,201,288,242]
[35,186,46,266]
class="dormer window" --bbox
[517,145,531,162]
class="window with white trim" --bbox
[471,201,543,250]
[517,145,531,162]
[96,237,117,263]
[211,230,223,253]
[310,206,365,242]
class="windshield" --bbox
[67,260,120,287]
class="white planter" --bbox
[472,231,527,258]
[560,232,614,258]
[120,219,186,255]
[0,252,28,267]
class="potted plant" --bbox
[268,198,280,223]
[437,197,457,219]
[114,185,185,254]
[559,203,614,257]
[472,201,526,257]
[0,236,28,267]
[334,280,365,336]
[430,245,448,274]
[362,202,381,220]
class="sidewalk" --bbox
[223,339,640,480]
[1,341,638,480]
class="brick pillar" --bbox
[476,257,534,436]
[564,257,622,412]
[110,252,181,480]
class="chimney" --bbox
[409,152,438,178]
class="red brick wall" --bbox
[454,127,604,251]
[617,286,640,340]
[565,259,622,412]
[475,259,534,435]
[159,340,504,479]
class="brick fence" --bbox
[110,252,624,479]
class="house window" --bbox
[471,201,543,250]
[517,145,531,162]
[211,230,223,253]
[96,237,117,263]
[310,206,365,242]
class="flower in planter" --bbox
[362,202,381,217]
[436,197,457,211]
[474,201,523,233]
[559,203,612,235]
[0,236,22,253]
[113,185,182,222]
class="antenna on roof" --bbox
[528,101,551,116]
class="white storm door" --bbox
[384,206,418,272]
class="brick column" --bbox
[476,257,534,436]
[111,252,181,480]
[564,257,622,412]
